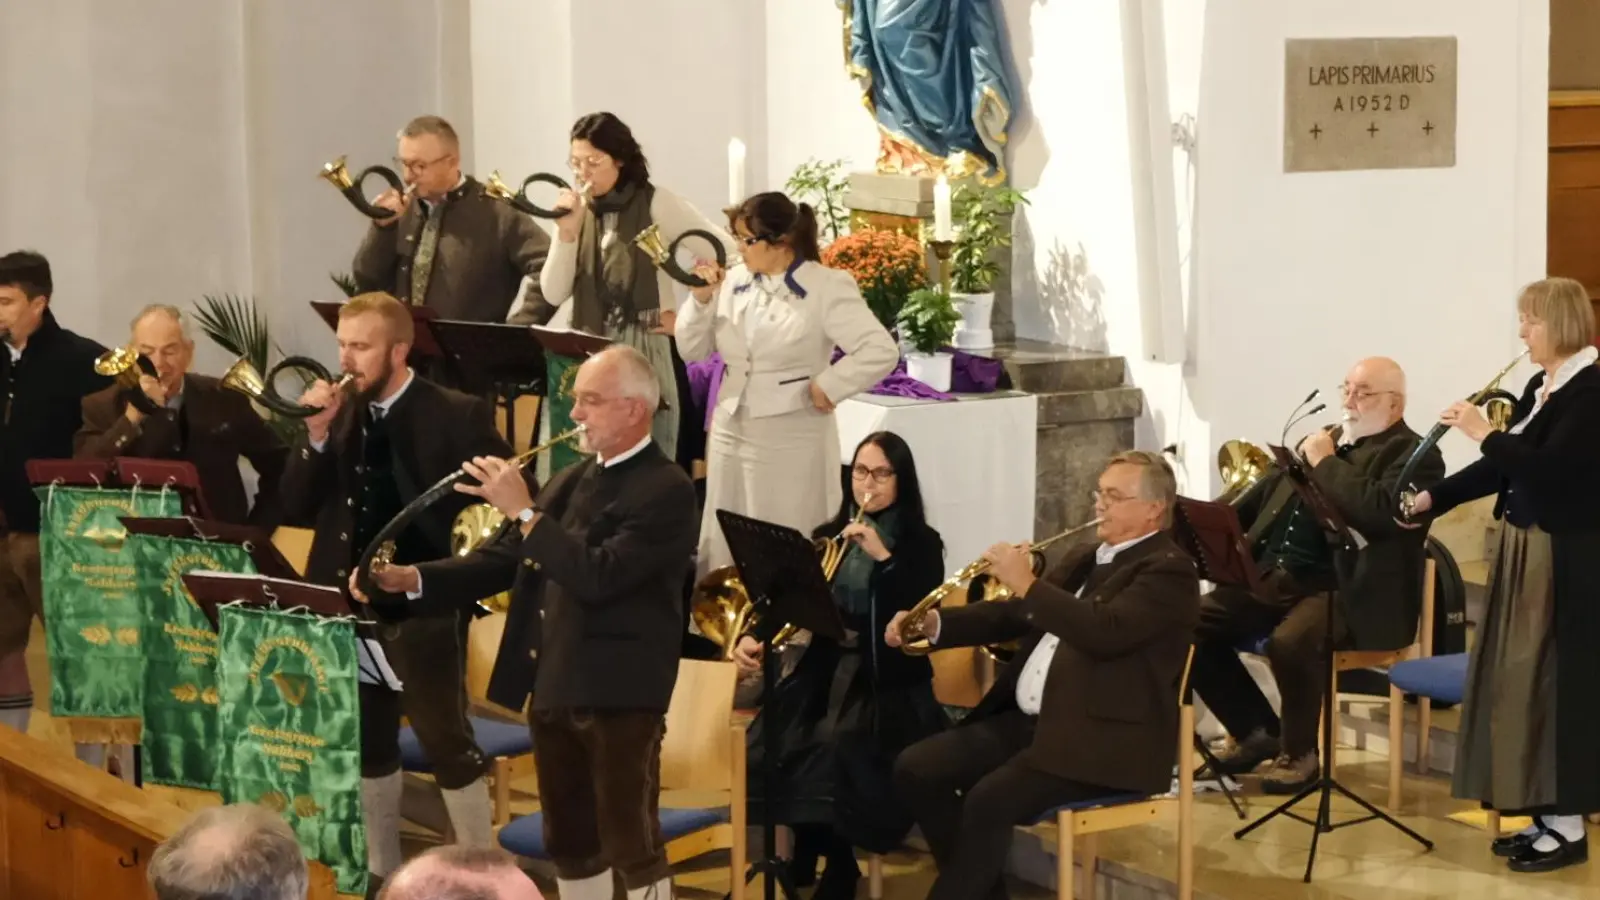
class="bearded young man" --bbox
[278,292,514,895]
[1189,356,1445,793]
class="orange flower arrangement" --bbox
[822,228,928,329]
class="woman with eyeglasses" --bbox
[676,191,898,576]
[539,111,735,459]
[732,432,948,898]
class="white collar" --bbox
[370,369,415,416]
[1095,530,1157,565]
[418,174,468,208]
[1545,346,1598,394]
[598,432,653,468]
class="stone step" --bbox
[990,339,1128,393]
[1037,386,1144,429]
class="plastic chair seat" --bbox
[1388,653,1468,705]
[1236,635,1272,656]
[399,716,531,771]
[499,807,729,859]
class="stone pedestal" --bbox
[844,172,1016,343]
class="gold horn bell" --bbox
[94,344,149,392]
[453,504,511,614]
[1215,439,1274,505]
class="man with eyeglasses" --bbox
[1189,356,1444,793]
[350,115,554,327]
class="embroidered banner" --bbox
[35,486,182,722]
[133,534,258,790]
[217,605,365,896]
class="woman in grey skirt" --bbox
[1406,276,1600,873]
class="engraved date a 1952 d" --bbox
[1334,94,1411,113]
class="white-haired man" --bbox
[147,803,309,900]
[359,345,698,900]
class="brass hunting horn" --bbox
[219,356,354,419]
[320,156,407,219]
[632,224,729,288]
[94,345,164,416]
[483,170,584,219]
[1396,351,1525,520]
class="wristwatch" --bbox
[515,506,538,524]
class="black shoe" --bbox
[1210,729,1281,777]
[1508,831,1589,874]
[785,852,818,888]
[1492,827,1544,858]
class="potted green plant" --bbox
[897,288,962,391]
[949,183,1028,350]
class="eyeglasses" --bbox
[568,155,613,172]
[392,154,453,174]
[1091,489,1139,506]
[1338,384,1395,403]
[851,465,896,483]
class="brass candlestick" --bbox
[927,239,955,296]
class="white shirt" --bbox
[308,369,415,453]
[598,432,652,468]
[1510,346,1597,436]
[1012,531,1158,715]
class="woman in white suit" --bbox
[676,191,899,576]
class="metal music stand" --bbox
[118,516,299,580]
[715,510,846,900]
[1171,496,1261,820]
[1231,446,1433,880]
[427,320,577,445]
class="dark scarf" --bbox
[572,181,659,333]
[833,505,901,616]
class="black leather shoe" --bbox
[1210,729,1281,777]
[1508,831,1588,873]
[1492,828,1543,858]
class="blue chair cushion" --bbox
[1388,653,1468,705]
[1236,635,1272,656]
[499,807,729,859]
[1031,792,1152,824]
[399,716,532,772]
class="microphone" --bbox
[1279,389,1322,447]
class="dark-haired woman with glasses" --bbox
[539,111,734,458]
[733,431,948,898]
[676,191,898,576]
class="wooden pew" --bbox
[0,726,338,899]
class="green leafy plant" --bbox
[950,183,1028,293]
[330,272,359,298]
[896,288,961,355]
[190,294,306,442]
[785,158,851,244]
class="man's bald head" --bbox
[1341,356,1407,438]
[377,846,543,900]
[147,804,307,900]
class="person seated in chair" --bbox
[1191,357,1444,794]
[732,430,948,899]
[887,451,1199,900]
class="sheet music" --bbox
[358,639,404,690]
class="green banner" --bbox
[546,353,583,474]
[217,605,365,896]
[132,534,258,791]
[35,486,183,720]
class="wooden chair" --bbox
[1025,646,1197,900]
[497,659,749,900]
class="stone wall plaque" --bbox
[1283,36,1457,173]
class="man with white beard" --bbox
[1187,357,1444,793]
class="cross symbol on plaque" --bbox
[1423,121,1435,135]
[1367,122,1380,137]
[1310,123,1323,139]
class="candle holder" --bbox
[927,239,955,296]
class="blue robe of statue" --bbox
[840,0,1017,182]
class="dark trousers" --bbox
[1190,581,1344,759]
[531,708,669,889]
[359,611,486,789]
[892,710,1116,900]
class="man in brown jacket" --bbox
[888,451,1200,900]
[351,115,553,326]
[75,304,288,527]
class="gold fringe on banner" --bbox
[63,716,143,747]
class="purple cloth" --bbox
[683,346,1003,433]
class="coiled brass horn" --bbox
[219,356,354,419]
[632,224,729,288]
[897,518,1103,657]
[453,504,512,614]
[1397,351,1526,520]
[1215,439,1274,506]
[358,424,587,604]
[94,344,164,416]
[320,156,407,219]
[483,170,583,219]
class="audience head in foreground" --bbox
[1094,449,1176,545]
[147,803,308,900]
[378,845,544,900]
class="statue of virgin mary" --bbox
[839,0,1018,183]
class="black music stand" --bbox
[428,320,563,444]
[715,510,845,900]
[118,517,300,580]
[1231,446,1433,880]
[1171,497,1260,821]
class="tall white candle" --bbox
[728,138,747,205]
[933,174,953,240]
